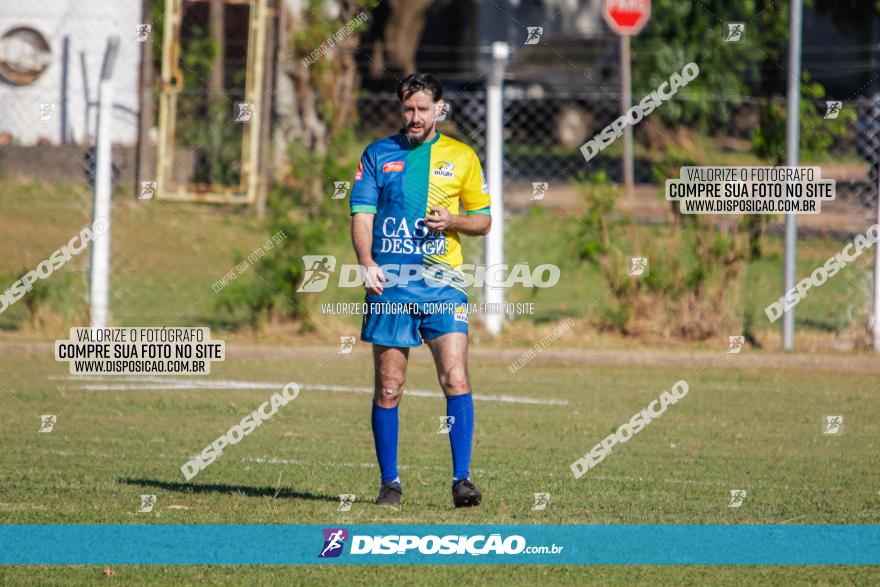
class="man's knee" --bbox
[438,366,469,395]
[375,375,405,407]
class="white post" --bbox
[484,41,508,336]
[782,0,803,351]
[873,167,880,350]
[90,38,119,329]
[621,35,634,199]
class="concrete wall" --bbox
[0,0,144,146]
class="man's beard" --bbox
[404,123,433,146]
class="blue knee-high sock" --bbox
[371,403,399,485]
[447,393,474,482]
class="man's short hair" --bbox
[397,73,443,102]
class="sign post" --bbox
[603,0,651,200]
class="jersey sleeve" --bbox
[461,149,491,215]
[350,147,379,214]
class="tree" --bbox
[273,0,375,206]
[372,0,434,76]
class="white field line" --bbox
[50,375,567,406]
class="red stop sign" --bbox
[603,0,651,35]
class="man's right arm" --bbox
[350,146,385,295]
[351,212,385,295]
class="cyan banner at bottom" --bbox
[0,525,877,565]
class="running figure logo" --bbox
[530,182,549,201]
[337,494,356,512]
[724,23,745,42]
[38,103,56,121]
[332,182,350,200]
[138,495,157,513]
[235,102,255,123]
[525,27,543,45]
[728,489,747,508]
[318,528,349,558]
[629,257,648,277]
[139,181,157,200]
[433,102,451,122]
[532,492,550,511]
[134,24,151,42]
[38,415,56,433]
[823,415,843,435]
[727,336,745,354]
[824,101,842,119]
[436,415,455,434]
[338,336,356,354]
[298,255,337,292]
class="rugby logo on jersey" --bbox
[383,161,405,173]
[432,161,455,179]
[355,160,364,181]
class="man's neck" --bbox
[401,127,438,148]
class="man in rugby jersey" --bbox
[349,73,491,508]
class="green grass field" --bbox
[0,178,872,337]
[1,340,878,584]
[1,178,879,583]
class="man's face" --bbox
[401,90,442,145]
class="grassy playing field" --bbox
[0,178,873,337]
[1,178,877,583]
[1,338,878,584]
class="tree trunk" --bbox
[383,0,433,74]
[272,0,364,207]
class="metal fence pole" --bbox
[484,41,509,336]
[90,37,119,329]
[783,0,803,351]
[622,35,634,199]
[874,168,880,350]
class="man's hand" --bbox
[425,206,491,236]
[362,261,386,296]
[425,206,456,233]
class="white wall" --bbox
[0,0,143,145]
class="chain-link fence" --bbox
[357,88,880,220]
[854,94,880,212]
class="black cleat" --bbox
[452,479,482,508]
[375,481,402,506]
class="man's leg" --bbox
[372,344,408,504]
[425,332,481,506]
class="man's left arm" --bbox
[425,149,491,236]
[425,207,490,235]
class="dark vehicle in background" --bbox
[448,34,621,150]
[355,0,620,151]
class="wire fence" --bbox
[357,90,879,214]
[3,10,880,335]
[163,0,253,189]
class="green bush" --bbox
[572,156,757,340]
[0,268,83,330]
[211,130,361,331]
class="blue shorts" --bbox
[360,300,469,347]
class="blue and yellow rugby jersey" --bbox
[350,131,491,303]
